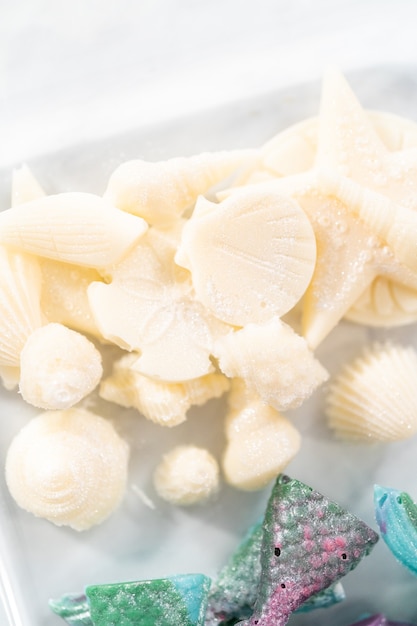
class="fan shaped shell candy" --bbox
[5,408,129,531]
[176,189,316,327]
[346,277,417,327]
[326,342,417,442]
[0,246,43,367]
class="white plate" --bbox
[1,66,417,626]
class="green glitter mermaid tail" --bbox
[205,519,345,626]
[238,474,379,626]
[374,484,417,576]
[50,573,211,626]
[49,593,93,626]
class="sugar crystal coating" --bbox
[205,518,344,626]
[86,574,211,626]
[49,593,93,625]
[374,484,417,576]
[347,614,416,626]
[238,474,378,626]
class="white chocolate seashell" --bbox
[222,401,301,491]
[99,353,229,427]
[19,323,103,410]
[318,170,417,274]
[0,365,20,391]
[0,246,43,367]
[326,342,417,442]
[346,277,417,327]
[238,109,417,185]
[153,445,220,505]
[214,317,328,412]
[88,230,227,382]
[40,258,104,339]
[104,150,256,227]
[176,189,316,326]
[11,164,46,207]
[0,192,147,268]
[5,408,129,531]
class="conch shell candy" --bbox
[5,408,129,531]
[325,342,417,442]
[103,149,257,227]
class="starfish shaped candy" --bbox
[316,67,417,211]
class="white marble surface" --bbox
[2,3,417,626]
[2,0,417,167]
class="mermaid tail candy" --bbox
[50,574,211,626]
[348,614,416,626]
[49,593,93,625]
[374,484,417,576]
[238,474,378,626]
[205,519,345,626]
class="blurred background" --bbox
[2,0,417,168]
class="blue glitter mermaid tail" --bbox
[374,484,417,576]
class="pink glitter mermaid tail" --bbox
[238,474,379,626]
[205,519,345,626]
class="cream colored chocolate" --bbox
[237,108,417,186]
[40,258,103,339]
[0,366,20,391]
[11,164,46,207]
[176,189,316,326]
[214,317,328,411]
[222,169,417,348]
[316,67,417,210]
[153,445,220,505]
[346,277,417,327]
[224,377,301,486]
[326,342,417,442]
[5,409,129,531]
[319,171,417,275]
[0,246,43,367]
[104,150,256,227]
[19,323,102,410]
[99,352,229,427]
[222,379,301,490]
[88,229,228,382]
[0,192,147,268]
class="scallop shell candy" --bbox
[326,342,417,442]
[346,277,417,327]
[0,246,43,367]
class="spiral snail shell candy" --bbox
[5,408,129,531]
